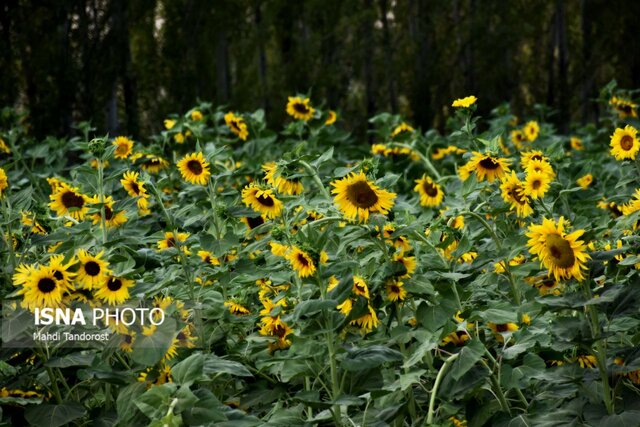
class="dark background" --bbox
[1,0,638,139]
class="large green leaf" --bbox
[24,403,86,427]
[342,345,403,371]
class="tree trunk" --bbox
[408,0,432,130]
[378,0,398,114]
[255,0,269,115]
[556,0,569,133]
[363,0,376,142]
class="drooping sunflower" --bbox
[240,215,265,233]
[488,322,519,343]
[325,110,337,126]
[526,217,590,281]
[391,122,415,138]
[88,195,127,228]
[157,231,190,253]
[224,300,250,316]
[451,95,477,108]
[76,249,111,289]
[463,152,510,183]
[263,162,304,195]
[224,112,249,141]
[385,279,407,302]
[609,96,638,119]
[241,183,283,219]
[112,136,134,159]
[610,125,640,161]
[49,183,89,220]
[94,276,134,305]
[18,266,71,310]
[351,276,370,299]
[177,152,211,185]
[350,305,379,333]
[287,246,316,278]
[414,174,444,207]
[523,169,551,199]
[0,167,7,198]
[197,250,221,266]
[576,355,597,369]
[138,154,169,173]
[524,120,539,141]
[21,210,47,234]
[120,171,148,198]
[500,172,533,218]
[331,171,396,222]
[286,96,315,121]
[576,173,593,189]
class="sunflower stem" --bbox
[1,196,17,272]
[395,306,417,420]
[207,178,223,239]
[426,352,460,425]
[97,158,107,245]
[299,160,331,200]
[389,142,441,180]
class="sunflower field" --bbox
[2,82,640,427]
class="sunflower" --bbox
[609,96,638,119]
[331,171,396,222]
[112,136,134,159]
[524,121,539,141]
[392,253,416,278]
[224,112,249,141]
[18,266,71,310]
[120,171,148,198]
[287,246,316,278]
[525,160,555,182]
[270,242,290,257]
[351,276,370,299]
[325,110,337,125]
[441,330,471,347]
[576,355,597,369]
[0,138,10,154]
[463,152,510,183]
[385,279,407,302]
[337,298,354,315]
[224,300,250,315]
[598,199,623,218]
[263,162,304,195]
[510,130,527,149]
[191,110,203,121]
[139,154,169,173]
[494,254,526,273]
[414,175,444,207]
[240,215,266,233]
[94,276,134,305]
[286,96,315,121]
[157,231,190,253]
[622,189,640,215]
[451,95,477,108]
[391,122,415,137]
[48,254,76,287]
[500,172,533,218]
[164,119,176,129]
[197,250,220,266]
[21,211,46,234]
[0,167,7,198]
[523,169,551,199]
[488,322,519,343]
[576,173,593,189]
[520,150,546,169]
[610,125,640,160]
[88,195,127,228]
[350,305,379,333]
[49,183,89,220]
[570,137,583,150]
[526,217,590,281]
[241,183,283,219]
[177,152,211,185]
[76,249,111,289]
[13,263,36,287]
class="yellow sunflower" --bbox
[576,173,593,189]
[0,167,7,198]
[350,305,379,333]
[570,137,583,150]
[526,217,590,281]
[393,253,416,278]
[523,169,551,199]
[48,254,76,287]
[287,246,316,278]
[463,152,510,183]
[391,122,415,137]
[385,279,407,302]
[164,119,176,129]
[286,96,315,121]
[112,136,134,159]
[622,189,640,215]
[224,112,249,141]
[190,110,203,121]
[263,162,304,195]
[197,250,220,266]
[270,242,290,257]
[488,322,519,343]
[414,175,444,207]
[451,95,477,108]
[331,171,396,222]
[76,249,111,289]
[351,276,370,299]
[325,110,337,125]
[576,355,597,369]
[240,215,265,233]
[49,183,89,220]
[18,266,71,310]
[21,210,46,234]
[525,158,555,179]
[610,96,638,119]
[500,172,533,218]
[0,138,10,154]
[177,152,211,185]
[520,150,546,169]
[610,125,640,161]
[120,171,148,198]
[241,183,283,219]
[94,276,134,305]
[510,130,527,149]
[524,121,539,141]
[157,231,190,253]
[88,195,127,228]
[224,300,250,315]
[138,154,169,173]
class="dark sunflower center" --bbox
[107,278,122,291]
[148,159,161,166]
[246,216,264,229]
[546,234,575,268]
[273,324,287,337]
[609,204,622,217]
[620,135,634,151]
[166,237,176,247]
[542,279,556,288]
[620,104,632,114]
[124,335,133,344]
[390,285,400,294]
[61,191,85,209]
[84,261,101,276]
[532,155,542,161]
[38,278,56,293]
[256,194,275,207]
[117,144,128,154]
[347,181,378,209]
[104,206,113,220]
[479,157,500,170]
[532,179,541,190]
[508,186,526,205]
[293,103,310,114]
[422,181,439,197]
[177,332,186,340]
[187,160,203,175]
[297,253,309,267]
[53,270,64,280]
[130,182,140,195]
[496,324,509,332]
[230,120,241,133]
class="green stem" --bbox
[389,142,441,180]
[97,159,107,244]
[426,352,460,425]
[207,179,223,239]
[478,359,511,415]
[299,160,331,200]
[1,196,16,271]
[396,307,417,419]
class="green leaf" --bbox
[24,403,86,427]
[450,339,485,381]
[204,355,253,378]
[131,318,177,366]
[292,299,337,320]
[342,345,403,371]
[135,383,176,419]
[46,352,96,368]
[172,353,204,385]
[116,382,147,425]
